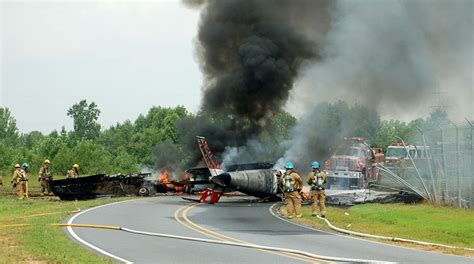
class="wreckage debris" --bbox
[324,190,422,206]
[50,173,156,200]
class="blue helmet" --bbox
[285,162,294,169]
[311,161,320,169]
[21,163,29,169]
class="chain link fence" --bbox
[379,122,473,209]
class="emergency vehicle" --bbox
[325,137,384,189]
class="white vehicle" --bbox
[385,143,431,170]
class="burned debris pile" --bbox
[325,190,423,206]
[50,173,156,200]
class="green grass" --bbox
[281,203,474,256]
[0,175,133,263]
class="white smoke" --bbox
[217,0,473,169]
[280,0,473,168]
[289,0,473,121]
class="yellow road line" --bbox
[176,203,326,263]
[183,204,250,242]
[182,204,326,263]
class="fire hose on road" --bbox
[314,216,474,252]
[270,203,474,253]
[56,223,388,263]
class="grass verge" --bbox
[0,175,133,263]
[280,203,474,257]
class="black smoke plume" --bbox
[155,0,330,170]
[197,0,325,131]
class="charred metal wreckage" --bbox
[187,136,422,205]
[49,136,422,205]
[49,173,157,200]
[182,136,283,203]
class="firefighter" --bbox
[39,159,52,195]
[11,164,21,197]
[12,163,29,199]
[307,161,327,217]
[68,164,80,178]
[280,162,303,219]
[20,163,30,199]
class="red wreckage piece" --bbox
[199,188,222,204]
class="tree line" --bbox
[0,100,447,177]
[0,100,188,176]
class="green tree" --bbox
[13,146,42,175]
[424,108,449,128]
[372,120,418,151]
[54,141,113,175]
[113,150,140,174]
[135,106,188,141]
[67,100,101,141]
[0,142,15,175]
[133,106,189,166]
[36,131,67,162]
[267,111,297,141]
[98,120,136,156]
[21,131,44,150]
[0,107,19,145]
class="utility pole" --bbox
[431,90,448,111]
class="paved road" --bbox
[67,196,472,263]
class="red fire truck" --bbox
[325,137,384,190]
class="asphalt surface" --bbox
[67,196,473,263]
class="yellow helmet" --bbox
[44,159,51,164]
[73,164,80,169]
[14,164,20,168]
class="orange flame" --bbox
[159,168,170,184]
[157,168,192,194]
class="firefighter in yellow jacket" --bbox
[20,163,30,199]
[307,161,327,217]
[68,164,80,178]
[11,163,28,199]
[39,159,52,195]
[11,164,22,198]
[280,162,303,219]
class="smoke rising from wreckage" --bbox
[168,0,473,172]
[48,136,420,206]
[154,0,331,170]
[52,1,470,206]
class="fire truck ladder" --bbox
[197,136,221,176]
[196,136,223,204]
